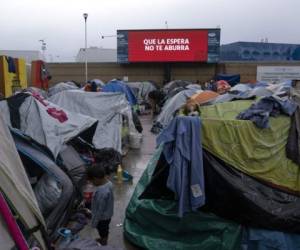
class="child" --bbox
[86,165,114,246]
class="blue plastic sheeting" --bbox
[102,80,137,105]
[215,74,241,86]
[242,228,300,250]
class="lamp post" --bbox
[39,39,47,61]
[83,13,88,83]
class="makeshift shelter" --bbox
[12,130,77,239]
[125,146,242,250]
[0,93,98,159]
[125,81,157,104]
[151,88,201,132]
[126,81,300,249]
[49,90,138,153]
[48,81,79,97]
[201,100,300,193]
[102,79,137,106]
[215,74,241,86]
[163,80,192,93]
[0,113,48,249]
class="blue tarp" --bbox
[102,80,137,106]
[215,74,241,86]
[242,228,300,250]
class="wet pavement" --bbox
[80,115,156,249]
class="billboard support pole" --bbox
[83,13,88,83]
[163,63,171,84]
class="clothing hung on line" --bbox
[157,116,205,217]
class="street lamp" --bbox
[83,13,88,83]
[39,39,47,61]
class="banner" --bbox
[117,29,220,63]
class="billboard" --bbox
[257,66,300,83]
[117,29,220,63]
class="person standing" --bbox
[87,165,114,246]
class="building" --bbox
[221,42,300,61]
[0,50,43,64]
[76,47,117,62]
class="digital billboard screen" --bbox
[117,29,220,63]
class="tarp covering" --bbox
[48,82,79,97]
[102,79,137,105]
[0,94,98,159]
[124,145,242,250]
[154,88,201,129]
[203,150,300,234]
[126,81,157,104]
[163,80,192,93]
[49,90,137,153]
[13,133,75,238]
[215,74,241,86]
[200,100,300,193]
[242,228,300,250]
[0,114,46,249]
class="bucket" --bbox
[129,132,142,149]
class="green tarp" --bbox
[124,145,242,250]
[200,100,300,193]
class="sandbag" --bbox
[34,174,62,215]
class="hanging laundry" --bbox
[5,56,16,73]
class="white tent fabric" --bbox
[0,95,98,158]
[126,81,157,103]
[0,113,46,249]
[48,82,79,97]
[49,90,138,153]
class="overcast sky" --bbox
[0,0,299,61]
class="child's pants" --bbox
[96,219,111,238]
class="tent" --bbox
[163,80,193,93]
[102,79,137,106]
[12,130,79,240]
[124,146,242,250]
[125,81,157,104]
[0,93,98,159]
[200,100,300,193]
[215,74,241,86]
[126,81,300,249]
[0,113,48,249]
[49,90,138,153]
[48,82,79,97]
[152,88,201,132]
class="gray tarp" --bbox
[13,134,75,237]
[0,114,46,249]
[0,95,98,158]
[126,81,157,103]
[48,82,79,97]
[155,88,201,128]
[49,90,138,153]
